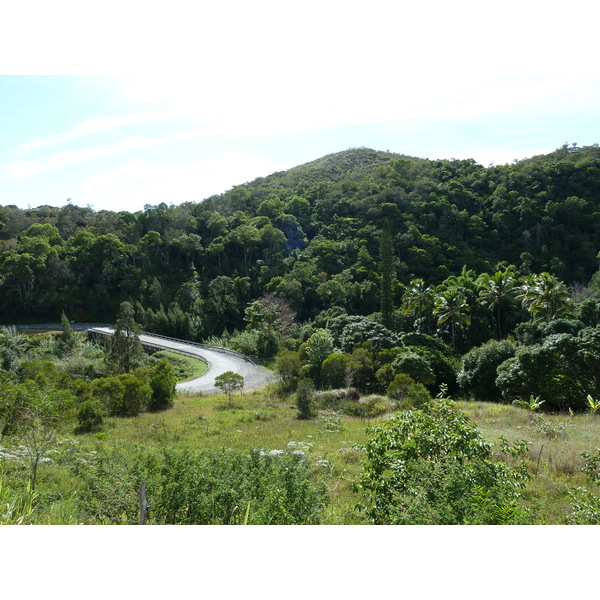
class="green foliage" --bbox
[1,145,600,331]
[320,353,350,390]
[564,448,600,524]
[273,349,302,392]
[0,380,75,490]
[379,220,395,329]
[391,351,435,388]
[214,371,244,406]
[56,312,78,355]
[518,272,571,323]
[303,329,334,385]
[458,339,516,401]
[148,359,177,410]
[528,413,573,439]
[328,314,401,354]
[496,328,600,411]
[386,373,431,410]
[75,446,327,524]
[90,373,152,417]
[76,398,107,433]
[586,394,600,416]
[433,288,472,350]
[355,395,396,418]
[105,301,145,374]
[296,378,316,420]
[357,397,531,524]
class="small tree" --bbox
[105,301,145,374]
[5,383,75,491]
[148,359,177,410]
[296,378,315,420]
[56,312,77,355]
[215,371,244,406]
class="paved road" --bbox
[88,327,274,395]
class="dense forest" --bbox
[2,143,600,525]
[1,143,599,325]
[2,143,600,409]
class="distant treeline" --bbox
[1,143,599,340]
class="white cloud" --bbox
[18,110,179,151]
[75,153,291,212]
[5,130,211,180]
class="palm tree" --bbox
[433,288,471,349]
[518,272,571,323]
[477,268,518,339]
[401,278,435,322]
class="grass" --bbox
[3,389,599,524]
[73,392,599,524]
[75,387,378,524]
[458,401,600,523]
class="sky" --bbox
[1,0,599,214]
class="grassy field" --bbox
[64,388,600,525]
[459,401,600,523]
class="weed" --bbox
[528,414,575,439]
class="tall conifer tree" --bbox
[380,220,394,329]
[105,301,144,374]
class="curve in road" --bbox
[88,327,274,395]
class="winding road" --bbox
[89,327,274,394]
[12,324,274,395]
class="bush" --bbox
[496,329,600,411]
[296,378,315,420]
[320,353,350,389]
[458,339,516,401]
[387,374,431,410]
[356,398,531,524]
[77,446,328,525]
[273,349,302,392]
[148,359,177,410]
[76,399,107,433]
[228,329,260,359]
[356,395,396,418]
[91,373,152,417]
[408,345,459,394]
[391,351,435,388]
[313,388,360,412]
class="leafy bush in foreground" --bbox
[356,397,532,524]
[75,446,327,525]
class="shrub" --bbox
[387,374,431,410]
[148,359,177,410]
[76,399,107,433]
[458,339,516,401]
[91,374,152,417]
[356,398,531,524]
[228,329,260,359]
[273,349,302,391]
[408,345,459,394]
[313,388,360,411]
[320,353,350,389]
[356,395,396,418]
[77,446,327,525]
[391,351,435,388]
[496,329,600,411]
[296,378,315,420]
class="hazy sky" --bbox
[2,0,599,213]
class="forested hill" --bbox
[1,143,600,340]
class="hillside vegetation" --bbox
[2,144,600,524]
